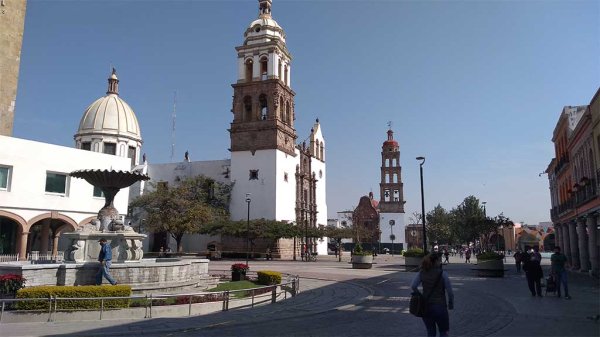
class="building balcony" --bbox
[554,157,570,175]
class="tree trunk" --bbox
[174,233,184,253]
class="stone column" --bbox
[40,219,51,254]
[569,221,580,270]
[18,232,29,261]
[588,214,599,276]
[51,234,60,258]
[579,217,591,272]
[562,224,571,265]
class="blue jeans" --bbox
[555,270,569,297]
[96,261,116,285]
[422,303,449,337]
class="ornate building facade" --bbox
[547,88,600,277]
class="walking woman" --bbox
[411,253,455,337]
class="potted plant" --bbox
[0,274,26,299]
[351,243,373,269]
[403,248,426,268]
[231,263,249,281]
[475,251,505,277]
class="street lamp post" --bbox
[389,219,395,256]
[416,157,427,253]
[245,193,251,266]
[482,201,487,217]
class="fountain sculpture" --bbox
[63,169,150,263]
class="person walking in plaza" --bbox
[551,246,571,299]
[411,253,454,337]
[523,246,543,297]
[513,249,522,273]
[96,238,117,286]
[465,249,471,264]
[443,250,450,264]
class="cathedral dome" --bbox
[75,70,141,142]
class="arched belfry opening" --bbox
[245,59,253,82]
[244,96,253,121]
[259,94,268,120]
[260,57,268,80]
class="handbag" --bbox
[409,271,443,317]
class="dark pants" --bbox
[555,270,569,297]
[526,274,542,296]
[515,261,521,273]
[422,303,449,337]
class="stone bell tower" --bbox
[229,0,297,155]
[379,126,406,248]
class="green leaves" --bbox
[130,175,231,252]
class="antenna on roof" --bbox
[170,91,177,163]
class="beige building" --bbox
[0,0,27,136]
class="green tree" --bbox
[130,175,231,253]
[324,226,354,262]
[426,204,453,245]
[449,195,486,245]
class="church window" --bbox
[244,96,253,121]
[81,142,91,151]
[103,143,116,155]
[249,169,259,180]
[260,57,268,80]
[128,146,136,166]
[393,174,398,183]
[320,144,324,160]
[279,97,284,119]
[315,140,320,158]
[245,59,253,82]
[254,25,261,33]
[259,94,268,120]
[285,102,291,124]
[284,172,288,182]
[319,170,323,178]
[284,65,288,86]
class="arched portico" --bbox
[24,213,78,259]
[0,210,27,257]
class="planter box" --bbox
[404,256,423,267]
[231,271,246,281]
[475,259,505,277]
[351,255,373,269]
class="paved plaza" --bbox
[0,255,598,337]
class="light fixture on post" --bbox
[245,193,251,266]
[416,156,427,253]
[482,201,487,217]
[389,219,395,256]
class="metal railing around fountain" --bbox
[0,273,300,324]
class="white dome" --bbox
[248,17,281,30]
[76,94,141,141]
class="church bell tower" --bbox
[379,127,406,248]
[229,0,297,155]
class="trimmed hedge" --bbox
[403,248,426,257]
[16,285,131,310]
[256,270,282,285]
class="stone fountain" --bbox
[63,169,150,263]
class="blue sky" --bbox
[14,0,599,224]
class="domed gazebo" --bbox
[74,68,142,167]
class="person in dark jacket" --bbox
[523,246,543,297]
[411,253,454,337]
[96,238,117,286]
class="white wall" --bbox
[0,135,131,226]
[230,150,278,221]
[274,149,298,222]
[380,212,406,247]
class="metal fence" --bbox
[0,274,300,324]
[0,252,64,263]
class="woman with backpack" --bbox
[411,253,455,337]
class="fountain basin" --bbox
[0,258,215,293]
[62,232,146,263]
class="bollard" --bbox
[144,295,148,319]
[149,294,153,318]
[0,301,5,323]
[188,295,193,316]
[271,287,277,304]
[222,291,230,311]
[100,298,104,320]
[251,289,255,308]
